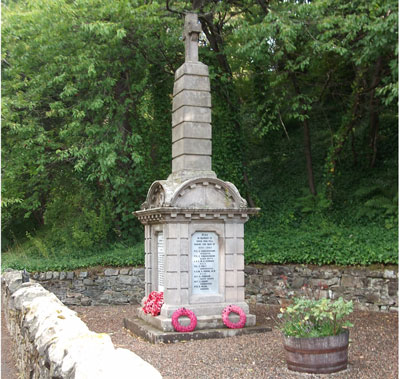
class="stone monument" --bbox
[128,12,262,341]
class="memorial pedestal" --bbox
[134,177,259,336]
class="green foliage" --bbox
[279,297,353,338]
[245,221,397,266]
[42,179,113,250]
[352,183,398,228]
[2,0,180,247]
[1,241,144,272]
[294,190,331,214]
[244,125,397,266]
[2,0,397,268]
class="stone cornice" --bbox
[134,207,260,224]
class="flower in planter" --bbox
[277,280,353,338]
[277,278,353,374]
[278,296,353,338]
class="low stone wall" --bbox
[1,271,161,379]
[31,264,398,312]
[33,267,145,306]
[245,264,398,312]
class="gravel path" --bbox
[69,304,398,379]
[1,309,19,379]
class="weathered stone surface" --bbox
[172,138,211,158]
[1,270,161,379]
[291,277,305,289]
[66,271,74,280]
[172,154,211,171]
[384,269,397,279]
[173,90,211,111]
[27,264,398,312]
[173,75,210,95]
[368,270,385,278]
[118,275,137,285]
[341,275,365,288]
[175,62,209,80]
[81,297,92,306]
[388,281,398,296]
[366,292,381,303]
[172,105,211,126]
[104,268,119,276]
[245,266,258,275]
[79,271,88,279]
[240,265,397,312]
[2,271,23,294]
[172,122,211,143]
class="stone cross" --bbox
[183,13,202,63]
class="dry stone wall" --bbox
[1,270,161,379]
[30,264,397,312]
[32,267,145,306]
[245,264,398,312]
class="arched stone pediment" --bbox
[143,181,167,209]
[142,177,248,210]
[171,178,247,209]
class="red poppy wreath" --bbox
[222,305,246,329]
[171,308,197,332]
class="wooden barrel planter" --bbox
[283,330,349,374]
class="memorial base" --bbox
[137,306,256,332]
[124,316,271,344]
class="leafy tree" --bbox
[2,0,180,249]
[2,0,397,266]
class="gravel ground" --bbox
[1,308,19,379]
[67,304,398,379]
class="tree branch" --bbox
[165,0,185,16]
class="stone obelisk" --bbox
[130,12,262,342]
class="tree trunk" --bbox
[368,57,383,168]
[290,74,317,196]
[303,118,317,196]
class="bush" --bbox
[244,215,398,265]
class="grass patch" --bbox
[1,241,144,272]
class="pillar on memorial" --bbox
[170,12,215,182]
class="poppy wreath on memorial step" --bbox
[222,305,247,329]
[171,308,197,332]
[142,291,164,316]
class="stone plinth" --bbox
[135,176,259,333]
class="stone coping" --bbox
[1,271,161,379]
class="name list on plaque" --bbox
[157,232,164,292]
[192,232,219,295]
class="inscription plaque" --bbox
[192,232,219,295]
[157,232,164,291]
